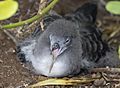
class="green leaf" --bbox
[0,0,19,20]
[106,1,120,15]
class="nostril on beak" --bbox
[52,43,60,51]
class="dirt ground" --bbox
[0,30,34,87]
[0,0,120,88]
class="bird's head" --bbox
[49,34,72,58]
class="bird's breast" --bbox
[32,51,71,77]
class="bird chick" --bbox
[17,3,120,77]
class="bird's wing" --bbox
[17,38,36,62]
[65,3,97,26]
[64,3,108,62]
[74,3,97,23]
[78,25,109,62]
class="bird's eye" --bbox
[65,37,71,45]
[66,38,70,43]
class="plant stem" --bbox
[1,0,59,29]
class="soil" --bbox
[0,30,34,87]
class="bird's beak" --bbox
[49,54,57,73]
[49,43,60,73]
[51,43,61,58]
[51,48,60,58]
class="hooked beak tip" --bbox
[49,56,57,73]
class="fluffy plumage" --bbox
[17,3,120,77]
